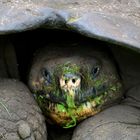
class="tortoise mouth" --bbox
[45,99,100,128]
[35,85,106,107]
[32,65,123,128]
[44,93,104,113]
[33,81,122,128]
[35,88,106,128]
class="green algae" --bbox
[33,62,122,128]
[66,95,76,108]
[94,96,103,105]
[65,95,77,128]
[56,94,77,128]
[55,62,80,76]
[56,93,105,128]
[57,104,66,112]
[63,114,77,128]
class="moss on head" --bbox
[55,62,81,76]
[32,62,123,128]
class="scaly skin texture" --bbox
[29,44,123,128]
[0,79,47,140]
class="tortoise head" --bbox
[28,45,123,128]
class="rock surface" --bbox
[0,79,47,140]
[72,105,140,140]
[0,0,140,51]
[18,121,31,139]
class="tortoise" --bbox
[0,0,140,140]
[28,43,123,128]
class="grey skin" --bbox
[0,79,47,140]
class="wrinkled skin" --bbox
[29,44,123,128]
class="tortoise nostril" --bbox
[72,79,76,84]
[65,80,68,84]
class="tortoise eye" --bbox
[92,66,100,78]
[41,68,51,84]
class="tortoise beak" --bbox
[59,73,81,97]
